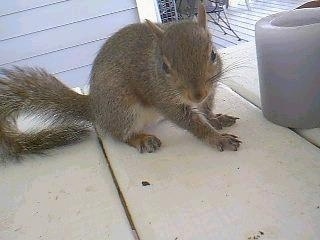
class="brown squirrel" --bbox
[0,3,241,159]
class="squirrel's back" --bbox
[90,23,155,89]
[89,23,159,139]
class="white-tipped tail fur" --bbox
[0,67,92,160]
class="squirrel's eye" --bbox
[162,62,170,74]
[210,50,217,62]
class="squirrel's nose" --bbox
[193,92,206,103]
[186,90,207,103]
[194,93,204,101]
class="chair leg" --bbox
[219,9,242,40]
[205,1,242,41]
[207,10,242,41]
[245,0,251,10]
[207,13,228,35]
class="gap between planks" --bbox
[97,135,141,240]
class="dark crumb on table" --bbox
[248,231,264,239]
[174,238,178,240]
[317,206,319,209]
[142,181,150,186]
[14,227,22,232]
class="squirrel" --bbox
[0,3,241,159]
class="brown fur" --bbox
[127,133,161,153]
[0,3,241,160]
[0,67,92,159]
[296,1,320,9]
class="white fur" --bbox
[130,104,163,134]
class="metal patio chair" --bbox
[206,0,242,41]
[176,0,242,41]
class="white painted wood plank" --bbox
[209,23,254,45]
[226,17,255,31]
[0,0,137,41]
[100,84,320,240]
[136,0,161,23]
[239,4,278,14]
[212,35,235,48]
[225,12,259,26]
[254,0,295,10]
[2,39,104,74]
[219,42,260,106]
[205,0,307,48]
[228,6,269,19]
[210,27,249,45]
[208,19,255,37]
[0,134,135,240]
[0,8,138,65]
[55,65,92,88]
[219,42,320,147]
[236,4,278,15]
[297,129,320,148]
[0,0,67,16]
[226,10,262,22]
[255,0,297,8]
[248,1,293,12]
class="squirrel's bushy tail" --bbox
[0,67,92,159]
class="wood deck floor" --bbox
[208,0,309,49]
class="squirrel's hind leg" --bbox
[125,105,162,153]
[126,133,161,153]
[94,98,162,153]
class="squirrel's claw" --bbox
[214,133,242,151]
[140,135,162,153]
[127,134,161,153]
[209,114,240,129]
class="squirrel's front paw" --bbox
[208,114,239,130]
[212,133,242,151]
[127,134,161,153]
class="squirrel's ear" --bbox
[197,1,207,29]
[145,19,164,40]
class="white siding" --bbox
[0,0,139,87]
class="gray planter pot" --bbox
[255,8,320,129]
